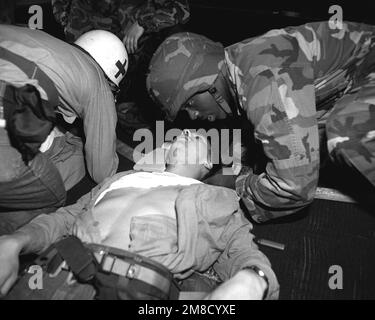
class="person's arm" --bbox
[204,268,268,300]
[182,185,278,299]
[232,48,320,222]
[9,182,102,254]
[235,21,375,223]
[304,21,375,77]
[122,0,190,53]
[212,211,279,299]
[83,81,119,184]
[0,181,103,296]
[135,0,190,33]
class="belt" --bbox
[88,243,174,297]
[34,237,180,299]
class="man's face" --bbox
[181,91,228,122]
[166,130,212,168]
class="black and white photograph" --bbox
[0,0,374,305]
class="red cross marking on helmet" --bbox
[115,59,127,79]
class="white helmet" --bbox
[75,30,128,87]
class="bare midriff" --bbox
[91,186,181,250]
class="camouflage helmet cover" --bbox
[147,32,225,121]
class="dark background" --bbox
[7,0,375,44]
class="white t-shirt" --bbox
[94,171,202,206]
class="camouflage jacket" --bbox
[51,0,190,42]
[227,21,375,223]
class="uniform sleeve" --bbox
[212,212,279,299]
[235,63,320,223]
[233,21,375,223]
[82,82,119,184]
[15,182,104,254]
[302,21,375,77]
[135,0,190,32]
[182,185,279,299]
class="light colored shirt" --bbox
[94,171,201,205]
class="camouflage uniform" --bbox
[52,0,190,42]
[51,0,190,74]
[325,40,375,186]
[148,22,375,223]
[226,21,375,222]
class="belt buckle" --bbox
[126,264,138,279]
[92,246,174,297]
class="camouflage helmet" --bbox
[147,32,225,121]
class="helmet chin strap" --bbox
[208,86,233,116]
[208,66,241,118]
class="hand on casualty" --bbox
[123,21,144,54]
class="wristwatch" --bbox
[242,265,269,300]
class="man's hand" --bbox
[123,21,145,54]
[204,269,267,300]
[0,235,25,296]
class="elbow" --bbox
[278,174,318,209]
[294,181,318,206]
[89,154,118,184]
[282,187,315,213]
[294,191,315,207]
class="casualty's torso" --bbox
[0,24,112,124]
[225,21,375,119]
[77,171,202,251]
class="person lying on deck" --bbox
[0,130,279,300]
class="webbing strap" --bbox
[208,86,232,115]
[54,236,97,283]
